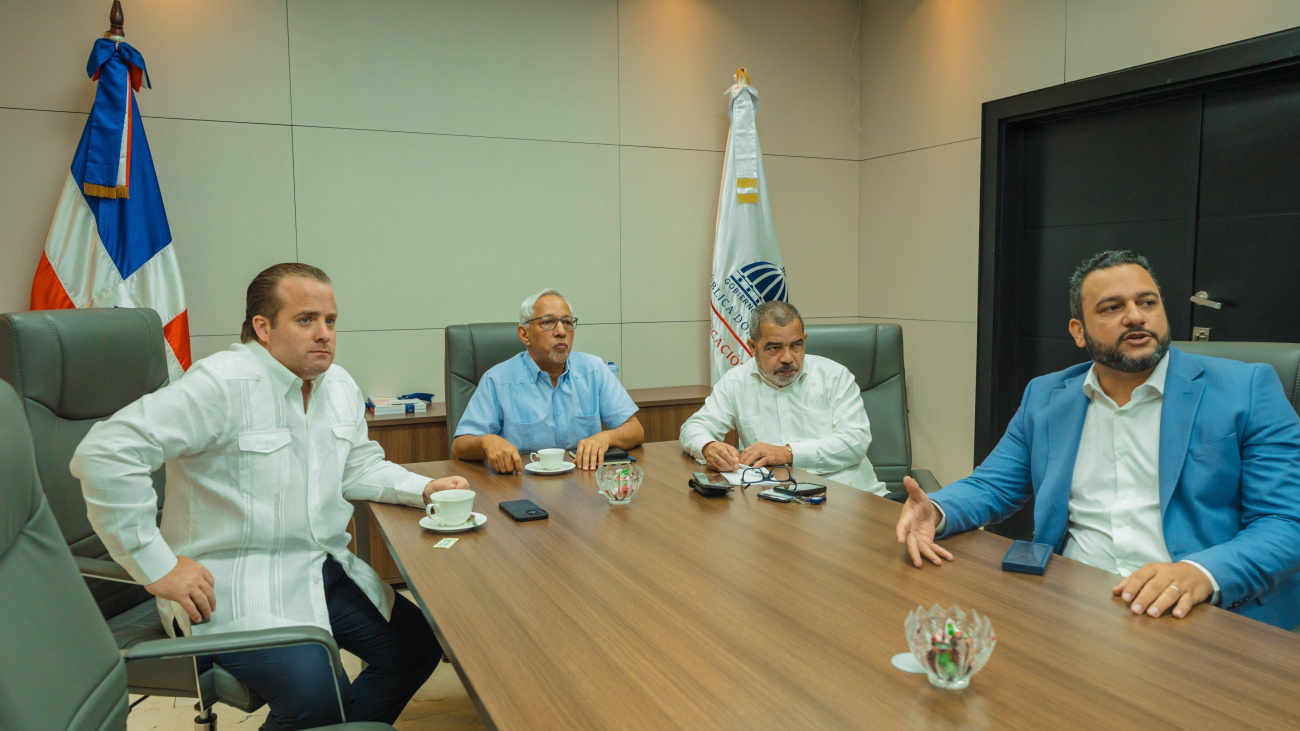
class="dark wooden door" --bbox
[1194,77,1300,342]
[1014,96,1200,393]
[990,80,1300,540]
[977,28,1300,540]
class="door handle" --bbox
[1190,291,1222,310]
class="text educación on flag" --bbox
[31,36,190,381]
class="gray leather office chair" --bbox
[0,379,391,731]
[1175,340,1300,417]
[803,323,939,497]
[444,322,526,451]
[0,308,367,724]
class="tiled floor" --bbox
[126,593,484,731]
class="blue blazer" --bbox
[933,347,1300,629]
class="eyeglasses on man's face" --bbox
[525,316,579,331]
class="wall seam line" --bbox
[859,137,980,163]
[285,0,299,263]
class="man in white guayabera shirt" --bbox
[679,301,886,494]
[72,263,467,729]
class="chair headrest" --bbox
[0,380,39,554]
[0,309,170,420]
[804,323,903,392]
[446,322,527,385]
[1174,340,1300,411]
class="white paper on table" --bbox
[719,464,782,487]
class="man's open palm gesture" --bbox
[895,476,954,568]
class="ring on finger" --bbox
[1168,584,1181,596]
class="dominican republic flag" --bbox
[31,37,190,381]
[708,69,787,384]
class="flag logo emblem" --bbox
[727,261,787,310]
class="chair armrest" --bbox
[910,468,941,493]
[75,556,138,584]
[122,625,343,675]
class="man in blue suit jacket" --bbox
[896,251,1300,629]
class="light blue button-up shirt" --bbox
[453,351,638,454]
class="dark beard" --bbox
[1083,326,1171,374]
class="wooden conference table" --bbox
[368,442,1300,730]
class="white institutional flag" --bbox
[708,69,787,384]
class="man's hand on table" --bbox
[895,476,954,568]
[574,432,612,471]
[480,434,523,474]
[145,556,215,623]
[702,441,741,472]
[738,442,792,469]
[423,475,470,504]
[1112,561,1213,619]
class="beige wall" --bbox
[859,0,1300,484]
[6,1,1300,481]
[0,0,862,399]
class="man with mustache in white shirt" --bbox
[680,300,886,494]
[72,263,467,729]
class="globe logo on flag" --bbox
[727,261,788,310]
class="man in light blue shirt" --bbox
[451,288,644,472]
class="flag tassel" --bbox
[82,182,129,199]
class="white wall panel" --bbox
[0,110,86,315]
[1066,0,1300,81]
[571,324,623,373]
[621,320,709,389]
[858,140,979,322]
[189,335,239,367]
[148,119,297,337]
[0,0,290,124]
[620,0,862,159]
[765,155,859,319]
[293,127,621,332]
[859,0,1065,159]
[619,146,721,324]
[334,328,443,400]
[289,0,618,144]
[861,316,976,485]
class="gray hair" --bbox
[1068,250,1161,320]
[748,300,803,341]
[519,288,567,325]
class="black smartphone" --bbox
[499,499,549,522]
[604,447,635,464]
[775,483,827,497]
[1002,540,1052,575]
[689,472,733,497]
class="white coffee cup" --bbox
[425,488,475,527]
[530,448,566,470]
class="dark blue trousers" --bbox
[199,557,442,730]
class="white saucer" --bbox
[890,652,926,674]
[419,512,486,533]
[525,461,575,475]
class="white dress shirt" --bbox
[1064,356,1219,600]
[680,355,885,494]
[71,343,431,636]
